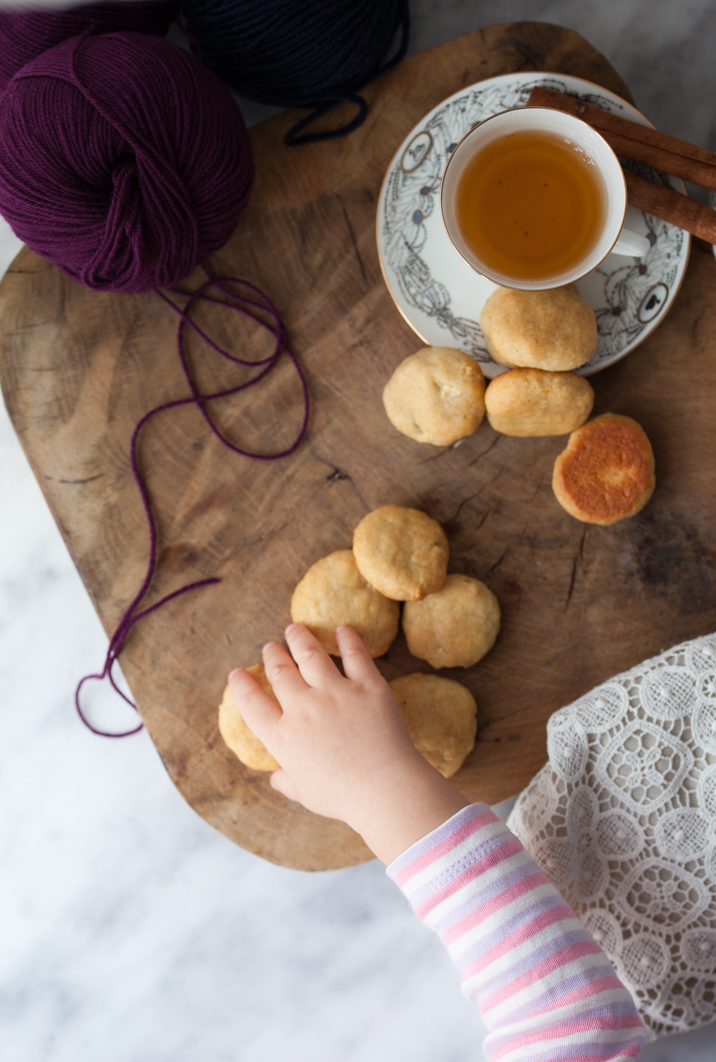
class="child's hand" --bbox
[230,623,417,823]
[228,624,469,864]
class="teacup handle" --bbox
[612,227,651,258]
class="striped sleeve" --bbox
[386,804,646,1062]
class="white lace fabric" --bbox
[507,632,716,1039]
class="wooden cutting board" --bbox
[3,22,716,871]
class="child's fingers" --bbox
[228,668,282,741]
[285,623,340,688]
[261,640,308,705]
[269,768,299,803]
[335,625,383,684]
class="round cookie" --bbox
[480,285,597,371]
[485,368,594,437]
[218,664,279,771]
[389,673,477,778]
[382,346,486,446]
[402,574,500,669]
[353,505,449,601]
[290,549,400,657]
[552,412,655,525]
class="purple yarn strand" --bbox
[156,276,310,460]
[76,576,220,737]
[76,277,309,737]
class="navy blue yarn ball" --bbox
[179,0,409,143]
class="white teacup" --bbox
[441,106,650,291]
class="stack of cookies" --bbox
[482,285,655,525]
[382,284,655,527]
[297,505,500,673]
[220,505,499,780]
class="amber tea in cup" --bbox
[441,107,649,290]
[454,128,606,283]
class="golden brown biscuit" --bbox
[402,574,500,668]
[389,672,477,778]
[485,368,594,436]
[353,505,449,601]
[382,346,486,446]
[552,413,655,525]
[480,285,597,371]
[218,664,280,772]
[290,549,400,657]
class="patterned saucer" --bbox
[377,73,691,377]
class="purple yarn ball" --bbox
[0,31,254,293]
[0,1,179,93]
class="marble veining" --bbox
[2,2,716,1059]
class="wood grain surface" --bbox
[2,22,716,870]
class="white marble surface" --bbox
[2,2,716,1059]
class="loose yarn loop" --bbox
[0,1,178,92]
[179,0,410,144]
[0,30,253,293]
[76,273,309,737]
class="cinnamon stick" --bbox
[623,168,716,243]
[526,87,716,191]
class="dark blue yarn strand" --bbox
[284,2,410,146]
[179,0,410,144]
[285,94,368,147]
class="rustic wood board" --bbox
[3,22,716,871]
